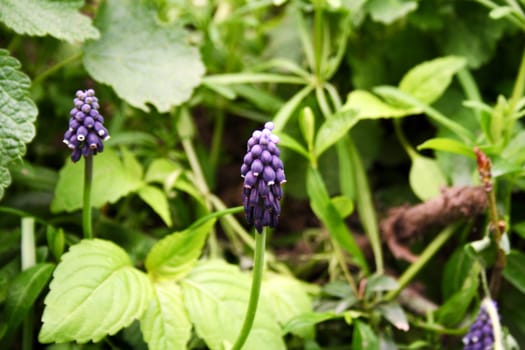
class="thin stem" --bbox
[384,225,458,301]
[232,228,267,350]
[202,73,306,85]
[210,111,225,173]
[32,53,82,85]
[83,155,94,239]
[313,0,324,77]
[331,237,358,296]
[0,207,47,225]
[21,217,35,350]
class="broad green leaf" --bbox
[417,138,475,158]
[282,312,338,336]
[180,260,285,350]
[138,185,173,227]
[0,50,38,199]
[314,111,359,157]
[121,147,143,180]
[331,195,354,218]
[343,90,413,120]
[145,158,182,185]
[409,155,447,200]
[262,273,314,339]
[145,218,216,280]
[51,148,144,213]
[503,250,525,295]
[4,263,54,335]
[83,0,204,112]
[435,268,478,326]
[140,282,191,350]
[399,56,466,105]
[306,167,368,272]
[352,319,379,350]
[0,0,99,43]
[365,274,398,295]
[366,0,418,24]
[378,302,409,331]
[442,248,475,299]
[39,239,152,343]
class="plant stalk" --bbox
[21,217,35,350]
[83,155,93,239]
[231,228,267,350]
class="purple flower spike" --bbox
[62,88,110,162]
[463,300,498,350]
[241,122,286,233]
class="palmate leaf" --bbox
[39,239,152,343]
[83,0,205,112]
[140,282,191,350]
[180,260,286,350]
[0,50,38,199]
[0,0,99,43]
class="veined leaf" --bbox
[51,148,144,213]
[180,260,285,350]
[140,282,191,350]
[145,219,216,281]
[399,56,467,105]
[39,239,153,343]
[83,0,204,112]
[0,50,38,199]
[314,110,359,157]
[0,0,99,43]
[343,90,413,120]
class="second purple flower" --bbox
[241,122,286,233]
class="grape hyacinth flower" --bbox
[241,122,286,233]
[463,300,498,350]
[62,89,109,162]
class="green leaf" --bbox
[51,148,144,213]
[435,267,478,326]
[262,273,314,339]
[352,319,379,350]
[365,274,398,295]
[274,132,310,160]
[138,185,173,227]
[0,0,99,43]
[442,248,475,299]
[306,167,368,272]
[46,226,65,261]
[378,302,409,331]
[282,312,338,336]
[140,282,191,350]
[417,138,475,158]
[83,0,204,112]
[145,218,216,281]
[503,250,525,295]
[39,239,152,343]
[299,107,315,152]
[145,158,183,185]
[331,195,354,218]
[273,85,314,132]
[0,50,38,199]
[180,260,285,350]
[343,90,413,120]
[399,56,466,105]
[409,155,447,200]
[4,263,54,335]
[314,110,359,157]
[121,147,144,180]
[366,0,418,24]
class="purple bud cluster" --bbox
[463,301,498,350]
[62,89,109,162]
[241,122,286,233]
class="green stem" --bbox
[21,217,35,350]
[83,155,93,239]
[232,228,267,350]
[313,0,324,78]
[202,73,306,85]
[32,53,82,85]
[210,111,225,173]
[384,225,458,301]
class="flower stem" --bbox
[32,52,82,85]
[21,217,35,350]
[83,155,93,239]
[232,228,267,350]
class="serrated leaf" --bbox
[399,56,466,105]
[262,273,314,339]
[409,155,447,200]
[51,148,144,213]
[343,90,413,120]
[140,282,191,350]
[138,185,173,227]
[0,50,38,199]
[0,0,99,43]
[4,263,54,336]
[145,219,216,280]
[180,260,286,350]
[314,110,359,157]
[39,239,153,343]
[366,0,418,24]
[83,0,204,112]
[503,250,525,295]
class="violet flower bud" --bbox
[62,88,110,162]
[241,122,286,233]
